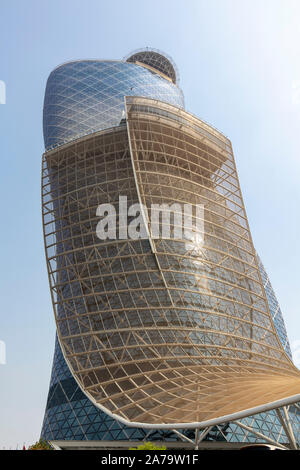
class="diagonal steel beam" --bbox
[233,420,288,450]
[276,407,297,450]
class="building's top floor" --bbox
[43,49,184,150]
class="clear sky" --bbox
[0,0,299,449]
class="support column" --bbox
[276,407,297,450]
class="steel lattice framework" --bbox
[42,96,300,430]
[125,48,179,83]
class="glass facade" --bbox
[41,257,300,443]
[126,49,178,83]
[41,50,300,445]
[257,254,292,358]
[43,60,184,150]
[41,337,195,441]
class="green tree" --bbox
[129,441,166,450]
[28,439,53,450]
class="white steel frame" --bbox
[41,97,300,435]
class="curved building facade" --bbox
[41,259,300,443]
[43,59,184,151]
[41,50,300,446]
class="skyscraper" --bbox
[41,49,300,447]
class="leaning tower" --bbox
[41,49,300,448]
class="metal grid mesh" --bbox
[41,337,300,444]
[125,48,179,83]
[42,97,300,428]
[43,61,184,151]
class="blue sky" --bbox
[0,0,299,448]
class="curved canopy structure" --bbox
[42,96,300,429]
[126,48,178,83]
